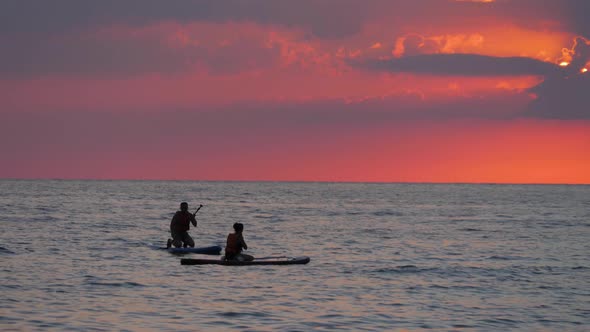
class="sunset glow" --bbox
[1,1,589,184]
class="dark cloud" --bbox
[1,0,587,119]
[0,23,280,78]
[0,31,184,77]
[1,0,586,78]
[358,54,560,77]
[357,49,590,119]
[0,0,366,77]
[565,1,590,37]
[0,0,368,39]
[525,37,590,119]
[4,0,585,40]
[445,0,588,40]
[494,0,590,38]
[525,73,590,119]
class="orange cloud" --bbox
[370,42,382,49]
[2,17,564,119]
[2,70,545,116]
[558,37,590,71]
[391,25,570,64]
[392,33,484,57]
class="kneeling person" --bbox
[225,222,253,261]
[169,202,198,248]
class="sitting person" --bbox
[224,222,254,261]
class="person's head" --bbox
[180,202,188,212]
[233,222,244,233]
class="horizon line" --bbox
[1,177,588,186]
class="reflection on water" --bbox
[1,180,589,331]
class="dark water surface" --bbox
[1,180,589,331]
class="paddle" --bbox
[193,204,203,216]
[193,204,203,227]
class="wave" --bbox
[86,281,145,288]
[459,227,483,232]
[372,210,404,217]
[487,255,527,261]
[0,246,15,254]
[373,265,437,274]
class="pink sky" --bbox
[1,0,589,183]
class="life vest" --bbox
[171,211,192,233]
[225,233,241,255]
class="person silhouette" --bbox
[167,202,201,248]
[224,222,253,261]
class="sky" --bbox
[1,0,589,184]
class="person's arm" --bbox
[190,213,197,227]
[239,234,248,250]
[191,204,203,227]
[170,213,177,231]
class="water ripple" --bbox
[1,180,589,331]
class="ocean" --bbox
[1,180,589,331]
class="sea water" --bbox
[1,180,589,331]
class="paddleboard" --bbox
[159,245,222,255]
[181,256,310,266]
